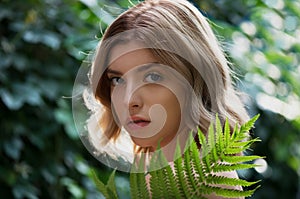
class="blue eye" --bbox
[110,77,125,86]
[144,73,162,83]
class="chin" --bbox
[131,137,155,149]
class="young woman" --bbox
[80,0,248,196]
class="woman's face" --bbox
[106,43,185,151]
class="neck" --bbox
[153,128,190,163]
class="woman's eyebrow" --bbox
[106,62,161,75]
[136,62,161,72]
[106,68,122,75]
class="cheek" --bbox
[110,90,126,123]
[155,91,181,124]
[165,98,181,125]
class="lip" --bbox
[126,115,151,130]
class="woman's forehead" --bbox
[108,42,146,64]
[108,44,158,73]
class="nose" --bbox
[124,83,143,114]
[128,92,143,115]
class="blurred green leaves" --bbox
[0,0,111,198]
[55,99,78,139]
[201,0,300,198]
[1,0,299,198]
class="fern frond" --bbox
[203,184,260,198]
[157,157,174,198]
[173,141,191,198]
[150,166,165,198]
[230,124,239,141]
[106,170,118,198]
[149,149,166,198]
[224,118,231,148]
[206,174,260,187]
[221,154,262,164]
[149,144,183,198]
[215,115,224,155]
[183,134,198,193]
[162,162,182,198]
[229,138,261,148]
[137,155,149,199]
[91,170,118,199]
[198,127,208,156]
[208,123,218,163]
[148,169,160,198]
[129,170,139,199]
[240,114,260,134]
[91,170,109,198]
[224,147,245,155]
[212,163,259,172]
[190,135,204,182]
[130,154,149,199]
[93,114,262,199]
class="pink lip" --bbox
[126,116,151,130]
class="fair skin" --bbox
[106,42,243,198]
[107,42,184,153]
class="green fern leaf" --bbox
[208,122,216,153]
[224,147,245,155]
[203,184,260,198]
[224,118,231,148]
[152,151,179,198]
[212,163,259,172]
[229,138,261,149]
[155,151,177,198]
[93,114,263,199]
[153,167,166,198]
[138,173,149,199]
[190,135,204,182]
[221,154,261,164]
[240,114,260,134]
[224,141,261,155]
[215,115,224,155]
[91,170,109,198]
[129,170,139,199]
[130,153,150,199]
[163,163,182,198]
[203,152,212,173]
[230,124,239,141]
[198,127,208,156]
[91,170,118,199]
[106,169,118,199]
[149,149,166,198]
[173,141,191,198]
[206,174,260,187]
[183,139,198,192]
[149,169,161,198]
[137,154,149,199]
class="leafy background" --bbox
[0,0,299,198]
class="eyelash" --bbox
[144,72,163,83]
[108,72,163,87]
[109,77,124,86]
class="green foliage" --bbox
[92,170,118,199]
[202,0,300,197]
[93,115,262,198]
[0,0,120,198]
[1,0,299,198]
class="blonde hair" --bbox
[90,0,249,151]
